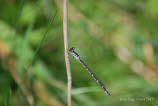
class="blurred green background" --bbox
[0,0,158,106]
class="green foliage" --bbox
[0,0,158,106]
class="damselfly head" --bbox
[69,47,75,53]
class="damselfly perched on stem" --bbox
[69,47,110,96]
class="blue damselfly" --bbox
[69,47,110,96]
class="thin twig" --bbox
[63,0,72,106]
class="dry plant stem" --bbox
[63,0,72,106]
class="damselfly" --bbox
[69,47,110,96]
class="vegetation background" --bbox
[0,0,158,106]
